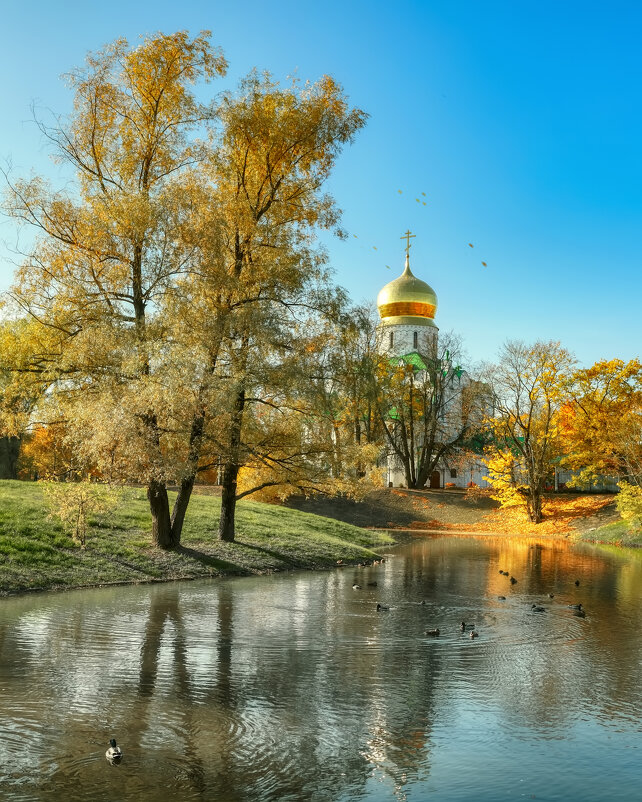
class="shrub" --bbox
[616,481,642,526]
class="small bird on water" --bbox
[425,628,440,636]
[106,739,123,764]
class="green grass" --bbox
[574,518,642,547]
[0,480,396,596]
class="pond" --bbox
[1,534,641,801]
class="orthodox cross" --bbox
[400,229,416,257]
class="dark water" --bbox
[1,535,642,801]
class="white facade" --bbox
[376,324,438,360]
[375,255,489,490]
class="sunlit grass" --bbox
[0,480,395,596]
[574,519,642,547]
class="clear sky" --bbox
[1,0,640,368]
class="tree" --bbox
[560,358,642,487]
[201,71,367,541]
[371,332,486,489]
[484,340,575,523]
[2,31,227,548]
[0,316,55,478]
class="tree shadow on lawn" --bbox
[175,545,250,574]
[231,540,309,568]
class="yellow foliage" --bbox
[43,480,121,547]
[483,449,524,508]
[615,481,642,524]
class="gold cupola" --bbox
[377,255,438,327]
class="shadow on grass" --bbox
[175,545,248,574]
[233,540,303,567]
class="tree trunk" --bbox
[527,486,543,523]
[218,385,245,543]
[147,479,175,549]
[168,411,205,546]
[218,463,239,542]
[0,436,21,479]
[170,476,196,540]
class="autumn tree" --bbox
[297,304,382,486]
[372,332,486,489]
[2,31,227,547]
[561,358,642,487]
[199,72,367,541]
[560,358,642,524]
[484,340,575,523]
[0,316,58,478]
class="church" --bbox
[373,232,490,490]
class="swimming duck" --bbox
[105,739,122,763]
[510,576,518,584]
[548,593,555,599]
[425,628,440,636]
[573,609,586,618]
[469,630,479,639]
[574,580,580,586]
[376,603,389,611]
[498,595,506,600]
[352,584,361,590]
[567,603,583,610]
[531,605,546,612]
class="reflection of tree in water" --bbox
[224,572,441,801]
[3,539,642,800]
[133,585,206,794]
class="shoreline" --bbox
[0,481,638,599]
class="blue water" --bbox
[1,534,641,800]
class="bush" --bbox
[616,481,642,525]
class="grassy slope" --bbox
[0,481,395,596]
[571,519,642,547]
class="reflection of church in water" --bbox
[374,231,489,489]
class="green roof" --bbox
[389,352,428,371]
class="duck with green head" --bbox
[106,739,123,763]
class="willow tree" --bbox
[484,340,575,523]
[202,72,367,542]
[3,31,227,547]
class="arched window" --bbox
[413,331,418,349]
[389,331,394,348]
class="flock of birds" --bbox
[347,187,490,271]
[351,565,587,641]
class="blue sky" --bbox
[1,0,640,367]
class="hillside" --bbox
[0,481,394,596]
[286,487,633,542]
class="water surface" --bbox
[1,535,641,800]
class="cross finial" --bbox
[400,229,416,258]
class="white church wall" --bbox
[376,324,438,358]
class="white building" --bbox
[375,236,489,490]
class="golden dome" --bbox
[377,257,438,327]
